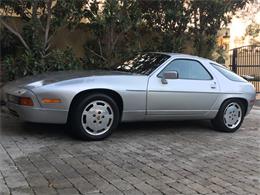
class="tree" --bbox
[84,0,142,68]
[0,0,88,80]
[1,0,251,77]
[243,2,260,44]
[245,22,260,44]
[190,0,249,57]
[139,0,191,52]
[0,0,88,59]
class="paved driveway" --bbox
[0,108,260,195]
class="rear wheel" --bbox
[211,99,245,132]
[70,93,120,140]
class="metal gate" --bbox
[229,45,260,93]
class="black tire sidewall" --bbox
[71,93,120,140]
[212,99,245,132]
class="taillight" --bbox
[19,97,34,106]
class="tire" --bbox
[211,99,245,132]
[70,93,120,140]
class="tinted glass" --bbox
[211,63,246,82]
[159,59,212,80]
[116,53,170,75]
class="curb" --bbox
[253,106,260,110]
[255,99,260,107]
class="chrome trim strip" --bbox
[123,110,145,113]
[148,90,243,94]
[126,90,146,92]
[148,109,217,112]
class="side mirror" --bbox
[161,71,178,84]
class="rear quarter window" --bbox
[211,63,246,82]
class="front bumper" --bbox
[6,102,68,124]
[2,86,68,124]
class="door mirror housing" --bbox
[161,71,178,84]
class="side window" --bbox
[159,59,212,80]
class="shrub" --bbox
[1,47,82,82]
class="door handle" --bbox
[210,82,217,89]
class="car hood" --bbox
[3,70,133,91]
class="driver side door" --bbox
[147,58,219,117]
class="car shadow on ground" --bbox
[1,112,213,140]
[119,120,211,131]
[113,120,213,138]
[0,113,68,139]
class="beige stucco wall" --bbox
[1,17,91,58]
[51,25,91,58]
[2,17,198,59]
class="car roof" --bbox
[149,52,228,69]
[151,52,209,61]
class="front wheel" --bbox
[70,93,120,140]
[211,99,245,132]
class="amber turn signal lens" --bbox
[42,98,61,104]
[19,97,34,106]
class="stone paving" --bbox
[0,107,260,195]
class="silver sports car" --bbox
[3,53,256,140]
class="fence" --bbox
[229,45,260,93]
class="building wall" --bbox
[1,17,91,58]
[1,17,205,59]
[51,25,91,58]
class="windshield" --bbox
[116,53,170,75]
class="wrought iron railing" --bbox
[229,45,260,93]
